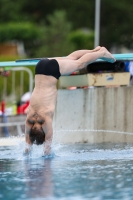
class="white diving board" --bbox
[0,53,133,67]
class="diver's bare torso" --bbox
[25,74,57,138]
[28,75,57,116]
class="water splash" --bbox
[1,128,133,161]
[54,129,133,135]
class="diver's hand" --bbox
[43,145,55,159]
[23,148,31,156]
[23,143,32,156]
[43,145,51,156]
[43,139,52,156]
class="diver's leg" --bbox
[59,47,116,75]
[66,46,101,60]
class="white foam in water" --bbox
[1,140,131,162]
[1,129,133,161]
[52,144,133,162]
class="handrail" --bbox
[0,122,25,127]
[0,121,25,136]
[11,67,33,94]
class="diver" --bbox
[24,46,116,156]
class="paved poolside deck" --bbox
[0,137,24,146]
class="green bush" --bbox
[68,29,94,50]
[34,10,75,57]
[0,22,40,42]
[0,22,41,56]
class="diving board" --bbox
[0,53,133,67]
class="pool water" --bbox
[1,142,133,200]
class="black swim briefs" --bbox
[35,58,61,79]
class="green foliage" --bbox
[1,0,133,49]
[35,10,75,57]
[0,22,40,42]
[0,0,23,23]
[68,30,94,50]
[0,22,41,56]
[0,56,21,62]
[19,0,95,29]
[100,0,133,49]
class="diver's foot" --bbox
[93,46,101,52]
[100,47,116,63]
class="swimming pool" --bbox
[1,142,133,200]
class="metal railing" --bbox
[0,121,25,136]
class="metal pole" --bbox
[12,71,16,100]
[20,71,24,98]
[3,77,7,100]
[94,0,101,47]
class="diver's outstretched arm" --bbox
[24,125,32,156]
[43,123,53,156]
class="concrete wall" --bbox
[1,86,133,143]
[53,87,133,143]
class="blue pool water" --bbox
[1,142,133,200]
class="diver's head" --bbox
[29,127,45,145]
[27,113,45,145]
